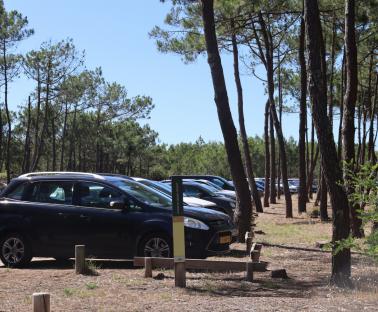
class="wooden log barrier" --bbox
[134,257,268,278]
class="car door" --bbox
[73,181,136,258]
[22,180,84,257]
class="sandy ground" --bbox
[0,196,377,311]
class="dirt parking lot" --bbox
[0,197,377,312]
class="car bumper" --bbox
[185,227,233,258]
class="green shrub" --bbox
[345,162,378,261]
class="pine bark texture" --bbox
[298,15,307,213]
[342,0,363,238]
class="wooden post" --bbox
[75,245,86,274]
[144,257,152,278]
[250,250,260,262]
[246,261,254,282]
[172,176,186,288]
[245,232,252,254]
[174,262,186,288]
[32,292,50,312]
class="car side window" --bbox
[7,183,27,200]
[74,182,123,209]
[27,181,74,205]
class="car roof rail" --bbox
[19,172,105,179]
[96,173,133,180]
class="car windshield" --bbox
[138,180,172,196]
[201,183,221,193]
[194,183,217,197]
[199,180,223,191]
[112,179,172,208]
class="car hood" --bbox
[216,190,236,197]
[184,197,216,207]
[153,204,230,222]
[183,206,230,222]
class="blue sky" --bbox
[6,0,313,145]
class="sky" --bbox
[5,0,316,145]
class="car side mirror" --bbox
[110,200,126,210]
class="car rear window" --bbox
[6,183,27,200]
[26,181,74,205]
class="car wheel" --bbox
[138,233,172,258]
[0,233,32,268]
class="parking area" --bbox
[1,197,377,312]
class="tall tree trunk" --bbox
[319,170,329,221]
[51,115,57,171]
[338,51,346,160]
[305,0,351,287]
[31,69,42,171]
[3,41,11,183]
[0,88,3,172]
[231,22,263,213]
[342,0,363,238]
[367,58,376,162]
[269,113,277,204]
[60,102,69,171]
[68,105,77,170]
[360,94,368,165]
[298,14,307,213]
[306,145,320,197]
[258,11,292,217]
[95,110,101,172]
[264,100,270,207]
[201,0,253,241]
[305,117,310,202]
[31,65,51,171]
[22,96,32,173]
[277,50,283,199]
[309,118,315,199]
[356,97,362,165]
[328,11,336,131]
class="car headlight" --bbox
[184,217,209,230]
[229,201,236,208]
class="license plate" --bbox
[219,234,231,244]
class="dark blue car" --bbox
[0,172,234,267]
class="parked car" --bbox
[171,175,235,191]
[168,180,236,217]
[187,179,237,200]
[131,177,218,209]
[0,172,235,267]
[254,180,265,192]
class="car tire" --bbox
[138,233,172,258]
[0,233,32,268]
